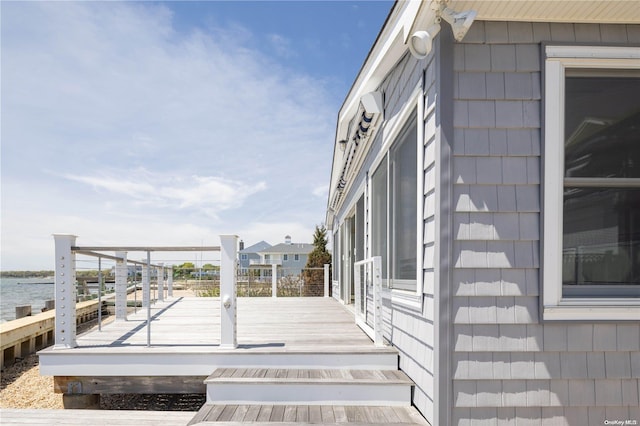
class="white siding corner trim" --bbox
[542,45,640,321]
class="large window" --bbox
[543,45,640,320]
[371,111,418,291]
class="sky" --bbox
[1,0,393,270]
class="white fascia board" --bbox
[449,1,640,24]
[337,1,428,141]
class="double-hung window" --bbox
[371,110,418,291]
[543,45,640,320]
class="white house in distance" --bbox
[327,1,639,425]
[255,236,314,277]
[238,240,272,276]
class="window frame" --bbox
[542,44,640,321]
[367,85,424,308]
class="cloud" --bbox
[1,2,334,270]
[62,169,267,217]
[267,33,295,58]
[312,184,329,198]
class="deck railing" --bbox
[53,234,222,349]
[52,235,330,351]
[354,256,383,347]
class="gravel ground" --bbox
[0,290,205,411]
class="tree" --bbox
[174,262,196,279]
[303,225,332,296]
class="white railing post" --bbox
[271,264,278,298]
[372,255,383,347]
[167,266,174,297]
[323,264,330,297]
[115,251,127,321]
[145,251,151,347]
[220,235,238,349]
[142,259,150,308]
[53,234,78,349]
[158,263,164,302]
[354,263,362,320]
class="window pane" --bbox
[564,73,640,179]
[391,122,417,286]
[562,187,640,293]
[356,195,365,262]
[371,156,388,284]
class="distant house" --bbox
[238,240,272,276]
[327,1,640,425]
[254,236,313,277]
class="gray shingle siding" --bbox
[451,21,640,425]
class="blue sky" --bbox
[1,1,393,270]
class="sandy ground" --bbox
[0,288,205,411]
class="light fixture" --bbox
[440,7,477,42]
[407,6,476,59]
[360,91,384,115]
[338,139,347,151]
[408,24,441,59]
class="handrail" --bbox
[354,256,383,347]
[53,235,225,349]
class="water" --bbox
[0,277,55,323]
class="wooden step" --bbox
[204,368,413,406]
[188,404,430,425]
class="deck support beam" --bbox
[62,394,100,409]
[53,234,78,349]
[220,235,238,349]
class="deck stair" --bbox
[189,367,425,425]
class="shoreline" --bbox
[1,289,205,411]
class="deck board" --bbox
[0,409,193,426]
[189,404,431,424]
[41,297,386,354]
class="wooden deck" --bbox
[0,409,193,426]
[34,297,430,425]
[0,406,429,425]
[39,297,397,381]
[189,404,429,424]
[42,297,379,351]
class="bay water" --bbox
[0,277,55,323]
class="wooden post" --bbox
[167,266,174,297]
[158,263,164,302]
[323,264,330,297]
[53,234,78,349]
[15,305,32,319]
[220,235,238,349]
[115,251,127,321]
[271,264,278,298]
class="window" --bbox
[283,254,288,261]
[543,45,640,320]
[371,111,418,291]
[240,254,248,260]
[294,254,299,261]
